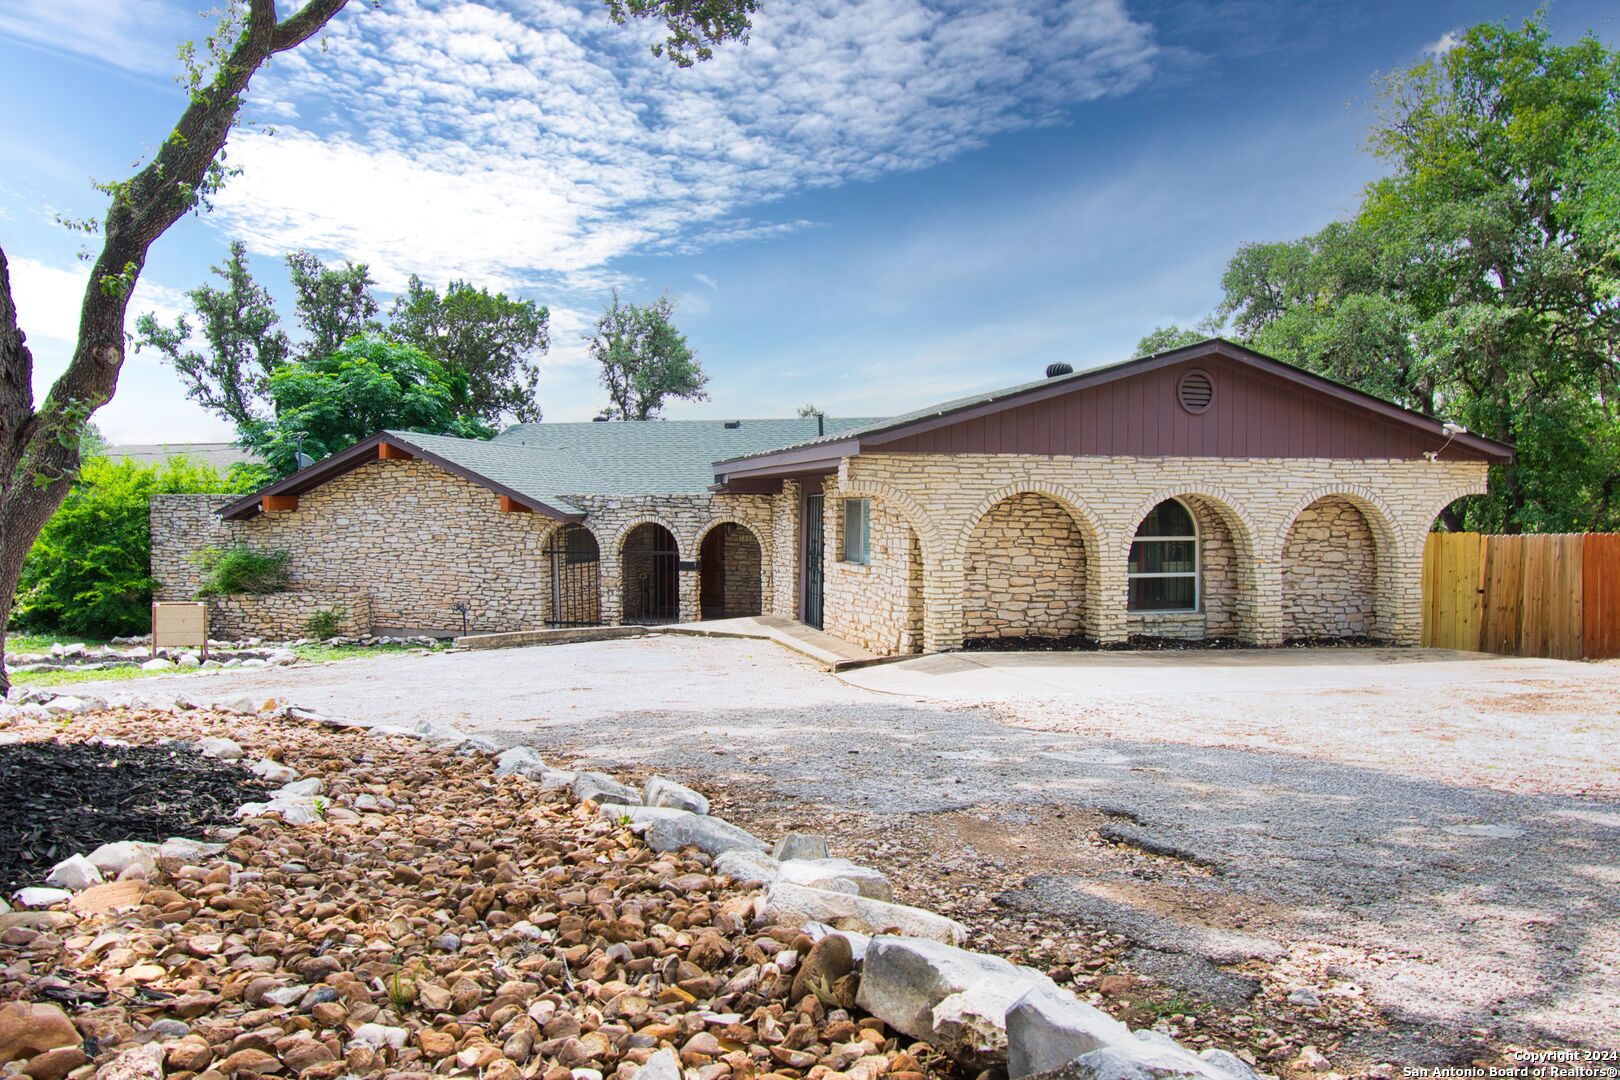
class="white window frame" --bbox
[1127,497,1200,613]
[841,498,871,565]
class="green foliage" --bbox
[796,402,822,418]
[602,0,759,67]
[240,334,495,476]
[12,456,251,638]
[304,604,346,639]
[135,241,291,427]
[285,251,381,361]
[1208,16,1620,532]
[389,275,549,423]
[1133,326,1208,357]
[194,545,292,597]
[592,290,709,421]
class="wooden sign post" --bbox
[152,601,209,659]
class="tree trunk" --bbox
[0,0,349,695]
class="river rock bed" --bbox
[0,705,958,1080]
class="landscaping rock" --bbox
[572,770,642,806]
[0,1001,81,1064]
[642,775,709,814]
[95,1043,165,1080]
[12,888,72,909]
[157,837,225,861]
[44,853,102,891]
[857,935,1057,1066]
[248,758,298,783]
[768,883,967,944]
[778,856,893,900]
[198,736,242,760]
[139,658,174,672]
[714,849,780,883]
[41,696,93,717]
[85,840,159,877]
[773,831,831,861]
[494,746,549,779]
[597,804,691,828]
[1006,984,1137,1078]
[636,1048,682,1080]
[791,932,855,1002]
[644,811,767,856]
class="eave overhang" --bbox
[216,432,587,523]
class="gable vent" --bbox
[1177,369,1214,414]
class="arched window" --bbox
[1128,499,1198,612]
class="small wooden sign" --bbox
[152,602,208,658]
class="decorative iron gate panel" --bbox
[625,524,680,624]
[804,493,824,629]
[547,526,601,627]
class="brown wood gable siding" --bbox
[874,357,1492,461]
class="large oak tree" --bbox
[0,0,759,689]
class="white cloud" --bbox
[694,273,718,291]
[1422,30,1461,58]
[208,0,1158,289]
[0,0,194,76]
[8,255,189,354]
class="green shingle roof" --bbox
[386,418,881,509]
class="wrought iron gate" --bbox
[547,526,601,626]
[804,493,824,629]
[626,524,680,624]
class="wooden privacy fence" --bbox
[1422,532,1620,660]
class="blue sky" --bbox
[1,0,1615,443]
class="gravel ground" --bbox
[63,637,1620,1066]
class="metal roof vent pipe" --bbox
[1046,362,1074,378]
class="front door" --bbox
[804,493,824,629]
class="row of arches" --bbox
[960,491,1380,643]
[543,519,765,627]
[848,486,1401,649]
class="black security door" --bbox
[804,493,824,629]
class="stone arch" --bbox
[538,521,603,626]
[610,514,688,559]
[836,478,945,569]
[958,482,1107,559]
[619,520,681,624]
[695,518,766,619]
[1120,488,1260,642]
[1279,495,1384,641]
[961,489,1098,642]
[827,480,932,654]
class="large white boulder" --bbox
[765,884,966,945]
[778,857,893,901]
[198,737,242,760]
[642,775,710,815]
[45,853,104,891]
[1005,984,1137,1078]
[855,935,1055,1067]
[86,841,160,878]
[572,771,642,806]
[644,812,767,857]
[494,746,549,779]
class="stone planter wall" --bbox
[206,592,373,640]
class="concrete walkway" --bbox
[662,614,880,669]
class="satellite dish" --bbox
[295,452,316,470]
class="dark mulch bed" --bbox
[962,633,1388,653]
[0,739,268,890]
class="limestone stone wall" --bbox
[1282,496,1378,639]
[152,460,779,636]
[768,483,802,620]
[709,523,763,616]
[838,453,1486,650]
[208,592,373,640]
[962,493,1087,640]
[821,490,924,655]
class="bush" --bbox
[304,605,346,639]
[194,546,292,596]
[12,455,255,639]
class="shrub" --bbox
[194,546,293,596]
[12,455,255,639]
[304,605,346,639]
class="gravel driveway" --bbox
[76,637,1620,1062]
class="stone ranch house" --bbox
[151,340,1512,654]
